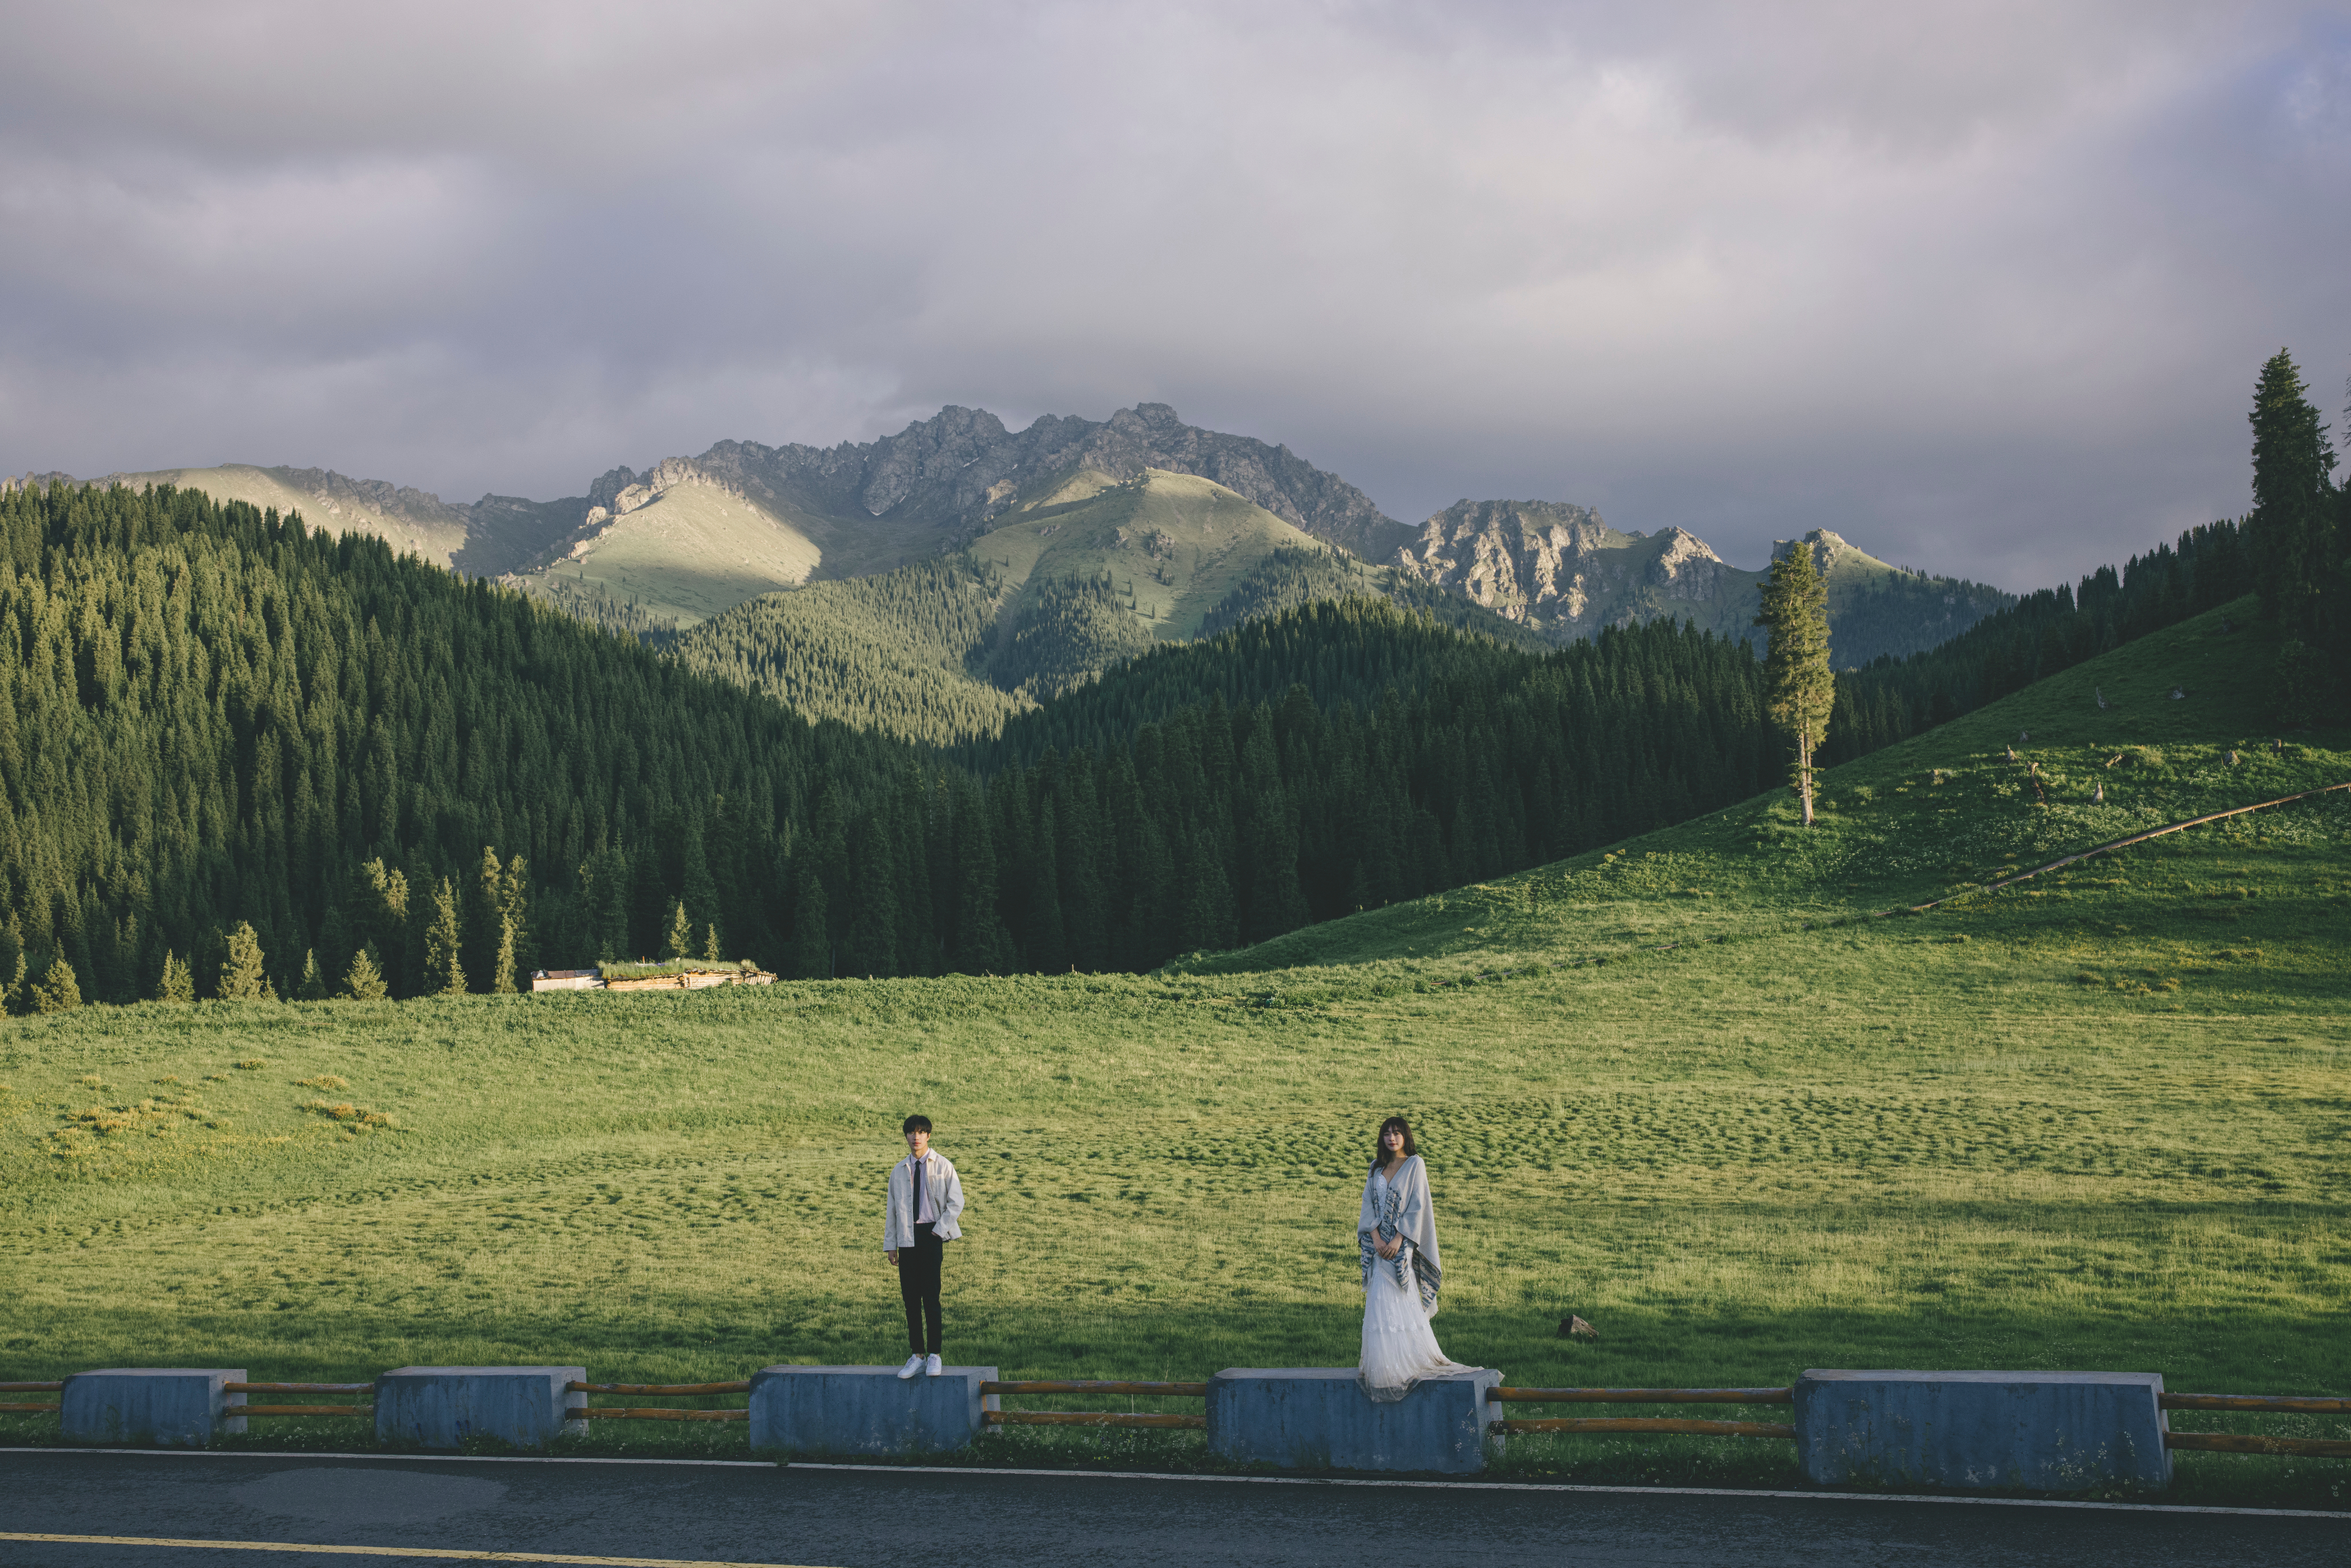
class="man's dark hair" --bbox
[1371,1115,1417,1168]
[902,1114,932,1135]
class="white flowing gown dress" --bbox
[1359,1161,1475,1400]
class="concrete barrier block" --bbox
[373,1366,586,1451]
[62,1368,248,1447]
[1207,1368,1502,1474]
[748,1365,999,1456]
[1794,1370,2171,1492]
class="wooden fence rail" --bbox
[1496,1417,1798,1438]
[980,1380,1209,1397]
[2164,1432,2351,1458]
[568,1381,751,1396]
[977,1377,1210,1430]
[2162,1392,2351,1415]
[984,1411,1207,1430]
[225,1383,372,1395]
[1490,1387,1793,1405]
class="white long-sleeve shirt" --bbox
[883,1152,966,1250]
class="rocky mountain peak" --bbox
[1771,528,1861,573]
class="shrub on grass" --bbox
[342,944,389,1001]
[30,956,80,1013]
[217,922,274,1001]
[156,950,193,1003]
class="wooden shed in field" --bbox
[531,963,776,994]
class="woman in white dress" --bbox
[1357,1116,1478,1401]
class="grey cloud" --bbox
[2,1,2344,590]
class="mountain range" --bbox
[20,403,2010,732]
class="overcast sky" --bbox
[3,1,2345,588]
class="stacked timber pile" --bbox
[531,961,776,994]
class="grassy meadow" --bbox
[0,599,2344,1503]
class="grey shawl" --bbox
[1357,1154,1443,1316]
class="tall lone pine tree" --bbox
[1755,541,1835,827]
[2246,348,2344,720]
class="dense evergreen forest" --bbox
[662,541,1543,748]
[0,481,911,1005]
[1820,350,2345,756]
[973,596,1532,771]
[1817,520,2256,763]
[667,557,1032,745]
[0,482,1776,1000]
[7,348,2336,1007]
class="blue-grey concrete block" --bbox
[373,1366,586,1451]
[1794,1370,2172,1492]
[1207,1367,1502,1474]
[62,1368,247,1447]
[748,1365,999,1456]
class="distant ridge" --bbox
[13,412,2003,667]
[1390,499,2011,667]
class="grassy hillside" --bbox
[672,473,1547,743]
[1203,597,2339,973]
[70,465,474,568]
[523,479,822,628]
[0,595,2342,1501]
[974,467,1323,640]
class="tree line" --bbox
[1791,349,2344,769]
[8,348,2333,1008]
[0,481,909,1009]
[0,480,1777,1003]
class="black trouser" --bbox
[898,1223,943,1355]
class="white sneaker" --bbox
[896,1354,924,1380]
[923,1354,943,1377]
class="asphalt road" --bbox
[1,1450,2344,1567]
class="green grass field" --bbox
[1,600,2344,1502]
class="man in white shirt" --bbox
[883,1114,965,1378]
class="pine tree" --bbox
[843,814,899,977]
[424,877,467,996]
[664,899,694,962]
[342,943,390,1001]
[789,872,831,978]
[2248,348,2338,640]
[465,846,504,992]
[157,950,194,1003]
[1755,541,1834,827]
[492,920,519,994]
[948,779,1011,974]
[703,922,722,964]
[219,922,276,1001]
[496,854,532,980]
[31,956,81,1013]
[0,921,23,1015]
[296,949,329,1001]
[1024,798,1068,972]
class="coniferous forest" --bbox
[0,481,1780,999]
[4,348,2339,1006]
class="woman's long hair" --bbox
[1371,1115,1417,1170]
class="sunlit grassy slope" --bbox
[526,483,823,628]
[1205,598,2345,971]
[977,467,1330,640]
[0,598,2342,1498]
[96,465,474,568]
